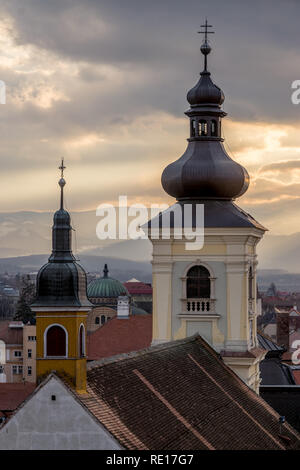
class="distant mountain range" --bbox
[0,211,300,284]
[0,254,152,283]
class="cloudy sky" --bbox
[0,0,300,235]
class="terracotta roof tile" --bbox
[87,315,152,361]
[0,383,36,411]
[0,320,23,345]
[123,282,152,295]
[83,335,300,450]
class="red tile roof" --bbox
[0,383,36,411]
[83,335,300,450]
[123,282,152,295]
[0,320,23,345]
[87,315,152,361]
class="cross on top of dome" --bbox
[198,19,215,71]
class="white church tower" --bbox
[147,22,267,392]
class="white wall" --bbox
[0,376,121,450]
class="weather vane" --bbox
[59,158,66,178]
[198,19,215,72]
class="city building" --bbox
[123,278,152,313]
[0,27,299,450]
[0,335,299,450]
[87,264,128,332]
[0,321,36,383]
[86,266,149,333]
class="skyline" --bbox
[0,1,300,235]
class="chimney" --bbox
[117,294,130,319]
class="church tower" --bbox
[148,22,267,392]
[32,161,92,393]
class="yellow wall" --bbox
[35,311,88,393]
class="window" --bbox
[46,325,67,357]
[199,120,207,136]
[187,266,211,298]
[28,336,36,341]
[12,365,22,375]
[190,119,196,137]
[28,349,32,359]
[211,120,218,136]
[95,316,100,325]
[14,351,22,357]
[79,325,85,358]
[27,366,32,376]
[0,366,4,374]
[101,315,106,325]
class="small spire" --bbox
[103,264,109,278]
[198,19,214,72]
[58,158,66,210]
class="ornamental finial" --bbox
[198,19,214,72]
[58,158,66,210]
[103,264,109,278]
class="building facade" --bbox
[0,321,36,383]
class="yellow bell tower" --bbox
[31,160,92,393]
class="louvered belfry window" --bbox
[187,266,210,299]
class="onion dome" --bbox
[161,22,249,201]
[32,160,91,308]
[187,71,224,107]
[87,264,129,299]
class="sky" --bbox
[0,0,300,235]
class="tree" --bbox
[14,276,36,324]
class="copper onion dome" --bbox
[161,21,249,201]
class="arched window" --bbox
[79,324,85,357]
[199,120,207,136]
[46,325,67,357]
[211,120,218,136]
[101,315,106,325]
[187,266,210,298]
[95,316,100,325]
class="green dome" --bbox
[87,264,128,299]
[132,305,149,315]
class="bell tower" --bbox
[32,160,92,393]
[147,22,267,392]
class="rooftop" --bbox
[87,314,152,361]
[83,335,300,449]
[0,383,36,412]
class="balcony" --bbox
[178,298,219,320]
